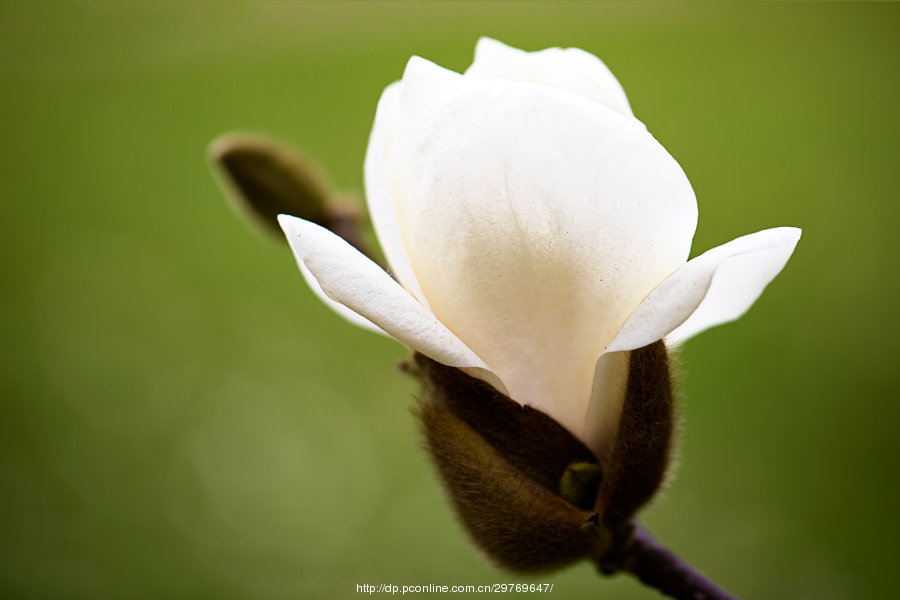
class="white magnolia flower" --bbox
[278,38,800,459]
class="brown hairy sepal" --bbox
[412,340,675,574]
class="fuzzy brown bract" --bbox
[414,341,675,573]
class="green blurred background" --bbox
[2,2,898,598]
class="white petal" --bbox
[390,57,696,440]
[296,260,386,336]
[583,351,631,461]
[607,227,802,352]
[400,56,464,110]
[278,214,492,371]
[364,81,430,307]
[465,37,634,118]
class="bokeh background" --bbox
[2,2,898,599]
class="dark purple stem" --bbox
[600,522,739,600]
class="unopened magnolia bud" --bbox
[209,133,372,258]
[413,340,675,573]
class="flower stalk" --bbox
[599,523,739,600]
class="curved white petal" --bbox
[278,214,492,371]
[364,81,430,307]
[607,227,802,352]
[583,351,631,461]
[390,57,696,440]
[465,37,634,118]
[296,260,386,336]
